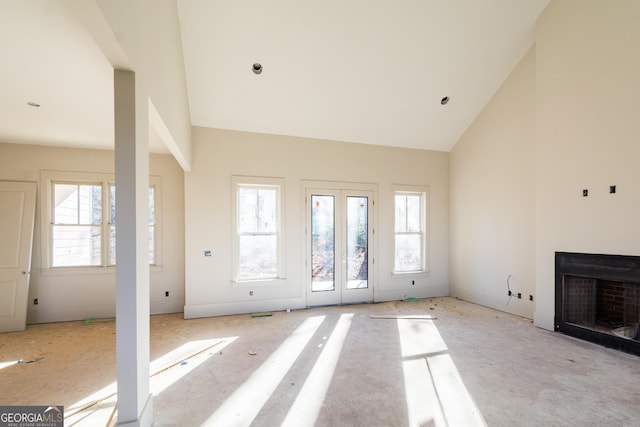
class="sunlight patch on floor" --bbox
[398,319,486,427]
[0,360,19,371]
[150,337,236,396]
[64,337,236,427]
[203,315,326,427]
[281,313,354,427]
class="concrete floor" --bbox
[1,297,639,426]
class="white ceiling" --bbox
[0,0,549,155]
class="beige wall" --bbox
[184,127,449,317]
[450,46,536,318]
[9,1,636,328]
[0,142,185,323]
[97,0,192,169]
[450,0,640,328]
[534,0,640,329]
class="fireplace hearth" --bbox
[555,252,640,356]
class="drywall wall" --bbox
[95,0,192,170]
[449,46,536,319]
[184,128,449,317]
[0,142,185,323]
[534,0,640,330]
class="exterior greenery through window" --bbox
[234,178,282,281]
[51,181,157,267]
[394,191,426,272]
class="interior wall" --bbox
[449,46,536,319]
[0,142,185,324]
[96,0,192,170]
[184,127,449,318]
[534,0,640,330]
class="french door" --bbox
[306,187,374,306]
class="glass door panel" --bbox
[346,196,368,290]
[311,195,335,292]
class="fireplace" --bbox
[555,252,640,356]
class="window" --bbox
[232,176,283,281]
[43,171,160,269]
[52,183,103,266]
[108,185,157,266]
[394,189,427,273]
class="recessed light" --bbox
[440,96,449,105]
[252,63,263,75]
[27,101,41,107]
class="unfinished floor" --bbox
[1,297,639,426]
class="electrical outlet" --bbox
[529,294,533,301]
[517,292,522,299]
[249,290,254,296]
[33,298,38,305]
[411,280,415,285]
[165,291,169,297]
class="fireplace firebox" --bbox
[555,252,640,356]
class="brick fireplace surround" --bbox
[555,252,640,356]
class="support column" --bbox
[114,69,153,427]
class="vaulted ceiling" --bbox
[0,0,549,155]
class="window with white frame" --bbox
[232,177,283,281]
[108,185,157,266]
[394,189,427,273]
[51,183,103,266]
[43,171,160,269]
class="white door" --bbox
[306,188,374,306]
[0,181,37,332]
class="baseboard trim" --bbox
[184,297,306,319]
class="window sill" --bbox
[41,266,115,276]
[232,278,287,287]
[391,270,429,277]
[41,265,162,276]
